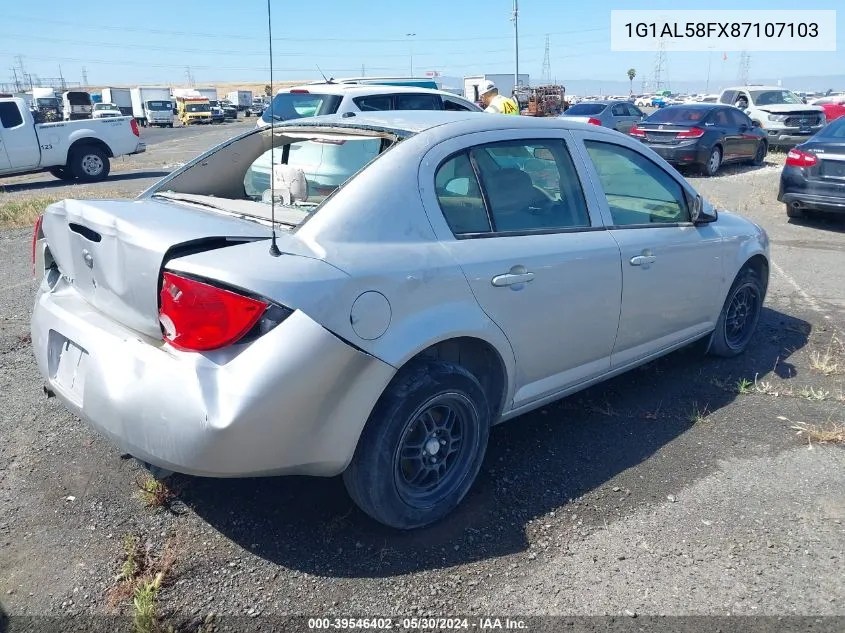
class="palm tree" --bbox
[627,68,637,95]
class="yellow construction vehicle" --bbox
[176,96,211,125]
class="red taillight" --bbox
[786,148,818,167]
[587,117,602,126]
[31,214,43,276]
[289,89,310,94]
[630,124,646,137]
[676,127,705,139]
[130,118,140,137]
[159,272,268,352]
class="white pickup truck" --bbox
[0,97,146,182]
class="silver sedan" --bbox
[560,99,645,133]
[31,112,769,529]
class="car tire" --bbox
[49,167,75,182]
[343,360,491,530]
[786,203,805,219]
[703,145,722,177]
[69,146,110,182]
[752,141,767,166]
[707,267,765,357]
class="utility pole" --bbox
[11,67,20,92]
[405,33,416,76]
[58,65,66,91]
[541,35,551,85]
[512,0,520,94]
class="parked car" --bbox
[778,114,845,219]
[630,104,768,176]
[0,96,145,182]
[810,95,845,124]
[559,100,644,133]
[719,86,826,148]
[91,103,123,119]
[210,104,226,124]
[31,112,769,529]
[246,102,266,117]
[220,100,239,120]
[257,83,482,128]
[634,95,653,107]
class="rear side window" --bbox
[354,95,392,111]
[261,92,343,122]
[611,103,628,116]
[566,103,606,116]
[626,104,644,117]
[435,139,590,237]
[0,102,23,128]
[394,93,442,110]
[726,108,751,127]
[583,140,690,226]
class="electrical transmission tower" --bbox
[541,35,551,85]
[652,39,667,92]
[81,67,88,87]
[737,51,751,85]
[185,66,195,87]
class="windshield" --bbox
[146,100,171,111]
[186,104,210,112]
[261,92,343,122]
[564,103,607,116]
[645,107,710,124]
[817,117,845,139]
[750,90,803,105]
[36,98,58,108]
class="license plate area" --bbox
[47,331,89,406]
[820,160,845,179]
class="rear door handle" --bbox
[492,271,535,287]
[630,255,657,266]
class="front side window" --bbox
[394,94,442,110]
[444,98,472,112]
[583,141,690,226]
[435,139,590,236]
[611,103,628,116]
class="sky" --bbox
[1,0,843,90]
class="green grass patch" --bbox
[0,197,60,229]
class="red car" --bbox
[813,97,845,123]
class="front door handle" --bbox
[630,253,657,266]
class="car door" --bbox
[725,107,758,158]
[0,101,39,170]
[419,130,623,408]
[572,132,724,368]
[610,103,635,133]
[706,108,740,160]
[0,121,10,171]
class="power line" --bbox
[0,12,609,43]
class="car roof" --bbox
[270,110,620,138]
[722,85,783,91]
[570,100,627,106]
[278,83,473,100]
[658,103,722,110]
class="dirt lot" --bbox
[0,127,843,630]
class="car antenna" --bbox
[316,64,332,84]
[266,0,281,257]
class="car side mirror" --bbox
[691,194,718,224]
[751,120,761,128]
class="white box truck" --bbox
[101,88,133,116]
[195,87,218,103]
[62,91,93,121]
[130,87,174,128]
[227,90,253,112]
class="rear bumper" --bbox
[642,142,708,166]
[130,142,146,155]
[779,191,845,214]
[31,280,396,478]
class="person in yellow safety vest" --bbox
[479,80,519,115]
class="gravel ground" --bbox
[0,130,843,630]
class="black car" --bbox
[630,104,768,176]
[778,115,845,219]
[220,100,239,120]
